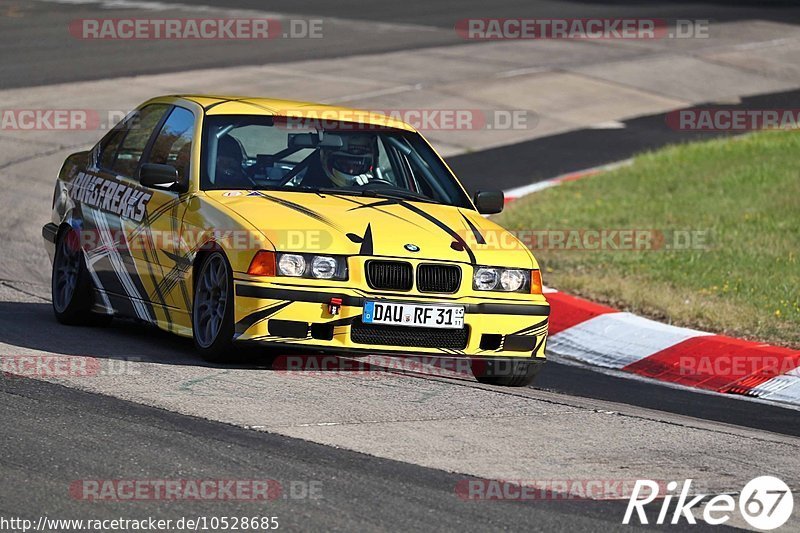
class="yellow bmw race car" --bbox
[42,95,549,386]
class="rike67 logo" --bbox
[624,476,794,530]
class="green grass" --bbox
[496,130,800,347]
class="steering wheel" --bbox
[216,157,257,188]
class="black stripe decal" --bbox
[359,224,373,255]
[235,284,549,316]
[128,196,185,242]
[340,196,428,229]
[158,248,193,297]
[235,300,293,335]
[460,213,486,245]
[396,201,477,264]
[203,96,255,112]
[260,280,535,303]
[236,285,362,306]
[254,192,342,231]
[510,318,549,336]
[346,199,398,210]
[326,315,360,328]
[532,332,547,356]
[139,225,172,326]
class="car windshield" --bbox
[201,115,472,208]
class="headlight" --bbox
[473,266,532,293]
[278,254,306,277]
[271,252,348,280]
[474,267,500,290]
[311,256,338,279]
[500,269,526,292]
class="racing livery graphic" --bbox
[68,172,153,223]
[43,95,549,386]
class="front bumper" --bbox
[232,280,549,358]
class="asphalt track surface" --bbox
[1,0,800,531]
[3,0,800,89]
[1,282,798,531]
[158,0,800,26]
[4,372,749,533]
[2,375,660,532]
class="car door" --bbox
[136,105,197,323]
[77,103,170,324]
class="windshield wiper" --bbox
[360,189,440,204]
[308,187,369,197]
[298,186,440,205]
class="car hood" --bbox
[205,190,535,268]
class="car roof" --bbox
[152,94,417,132]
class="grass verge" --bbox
[496,130,800,348]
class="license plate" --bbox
[362,301,465,329]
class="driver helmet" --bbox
[320,134,377,187]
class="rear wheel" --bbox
[192,251,235,362]
[471,358,543,387]
[52,228,112,326]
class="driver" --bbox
[320,134,378,187]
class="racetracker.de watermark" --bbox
[57,228,711,254]
[0,109,162,131]
[272,355,478,379]
[60,228,322,253]
[0,109,114,131]
[678,355,800,378]
[1,355,140,379]
[455,478,667,501]
[1,108,536,132]
[459,228,711,252]
[455,18,709,40]
[274,109,536,131]
[69,18,323,40]
[69,479,322,501]
[666,108,800,131]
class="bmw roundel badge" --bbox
[404,243,420,252]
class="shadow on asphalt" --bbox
[0,301,271,369]
[0,302,479,383]
[3,301,799,436]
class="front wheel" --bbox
[192,251,235,362]
[471,358,543,387]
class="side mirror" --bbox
[473,190,504,214]
[139,163,186,192]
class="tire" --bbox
[192,251,235,362]
[471,358,543,387]
[52,227,113,327]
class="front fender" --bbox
[181,193,275,274]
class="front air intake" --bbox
[417,264,461,293]
[366,260,413,291]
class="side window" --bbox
[98,127,126,170]
[146,107,195,183]
[375,137,398,185]
[112,104,169,178]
